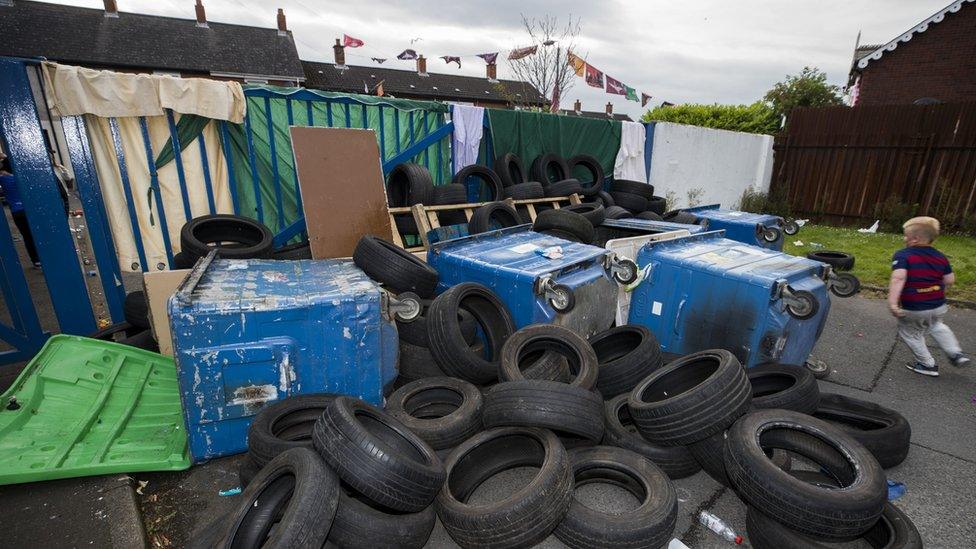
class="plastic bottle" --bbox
[698,511,743,544]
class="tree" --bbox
[763,67,843,119]
[507,15,581,112]
[641,102,780,135]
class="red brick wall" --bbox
[856,3,976,105]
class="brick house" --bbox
[849,0,976,105]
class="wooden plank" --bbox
[143,269,191,356]
[290,127,394,259]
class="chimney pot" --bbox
[486,63,497,82]
[277,8,287,35]
[417,55,428,77]
[195,0,208,28]
[573,99,581,114]
[103,0,118,17]
[605,102,613,116]
[333,38,346,68]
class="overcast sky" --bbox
[53,0,955,119]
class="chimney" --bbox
[103,0,118,18]
[573,99,581,114]
[333,39,347,68]
[605,102,613,117]
[276,8,287,36]
[417,55,428,77]
[486,63,497,82]
[195,0,208,28]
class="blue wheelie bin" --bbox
[681,204,788,251]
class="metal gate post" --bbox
[0,58,96,335]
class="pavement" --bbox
[3,294,974,548]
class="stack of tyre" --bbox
[493,152,604,219]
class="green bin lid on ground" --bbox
[0,335,191,486]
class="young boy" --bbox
[888,216,970,376]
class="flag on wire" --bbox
[641,93,652,107]
[397,49,418,60]
[371,57,387,64]
[567,52,586,77]
[605,75,626,96]
[477,52,499,64]
[343,34,364,48]
[625,85,639,102]
[441,56,461,68]
[584,64,604,89]
[376,81,385,97]
[508,45,538,60]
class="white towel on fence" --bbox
[451,104,485,173]
[613,121,648,182]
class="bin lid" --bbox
[602,218,706,234]
[180,258,380,313]
[691,208,781,225]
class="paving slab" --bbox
[811,296,898,391]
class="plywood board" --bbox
[143,269,191,356]
[290,127,394,259]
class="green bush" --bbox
[736,186,792,218]
[873,196,917,234]
[641,102,780,135]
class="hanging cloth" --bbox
[451,104,485,174]
[614,121,648,182]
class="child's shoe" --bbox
[950,354,971,368]
[906,362,939,377]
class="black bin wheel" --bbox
[785,288,819,320]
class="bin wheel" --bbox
[804,359,830,379]
[762,226,783,243]
[612,259,639,285]
[393,292,422,322]
[783,220,800,236]
[548,284,576,313]
[829,273,861,298]
[785,288,819,320]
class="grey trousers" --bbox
[897,304,962,366]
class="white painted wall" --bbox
[645,122,774,210]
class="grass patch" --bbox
[783,225,976,302]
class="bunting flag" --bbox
[584,64,604,89]
[477,52,498,64]
[641,93,652,107]
[508,45,538,60]
[567,52,585,77]
[371,57,387,64]
[397,49,418,60]
[376,81,385,97]
[605,75,626,96]
[343,34,365,48]
[441,56,461,68]
[625,85,639,102]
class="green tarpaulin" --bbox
[487,109,622,182]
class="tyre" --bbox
[567,154,605,196]
[483,380,605,442]
[812,393,911,469]
[603,205,633,220]
[180,214,273,260]
[561,203,605,226]
[386,377,484,450]
[724,409,887,539]
[504,181,545,200]
[602,394,700,479]
[328,486,436,549]
[636,210,662,221]
[393,213,420,237]
[829,272,861,298]
[760,225,783,244]
[436,427,573,548]
[272,240,312,260]
[553,446,678,549]
[468,202,523,235]
[628,349,751,446]
[646,196,666,215]
[545,178,583,197]
[352,235,439,298]
[805,358,830,379]
[530,153,571,184]
[124,291,150,329]
[746,472,922,549]
[237,454,261,488]
[87,321,139,341]
[221,448,339,548]
[807,251,855,271]
[386,163,435,208]
[610,180,655,200]
[539,229,586,244]
[453,165,505,202]
[785,288,820,320]
[782,219,800,236]
[397,341,446,380]
[397,303,478,347]
[533,209,595,244]
[588,325,663,398]
[747,363,820,414]
[609,191,649,214]
[596,190,615,207]
[312,397,444,512]
[247,394,336,466]
[493,153,526,188]
[426,283,515,384]
[186,514,229,549]
[432,184,469,226]
[119,329,158,352]
[662,210,699,225]
[173,251,197,269]
[687,430,792,487]
[498,324,599,390]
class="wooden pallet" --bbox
[389,194,583,252]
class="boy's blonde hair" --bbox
[903,216,940,243]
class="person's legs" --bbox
[898,312,935,366]
[11,210,40,265]
[927,304,969,366]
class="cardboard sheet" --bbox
[290,127,394,259]
[143,269,190,356]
